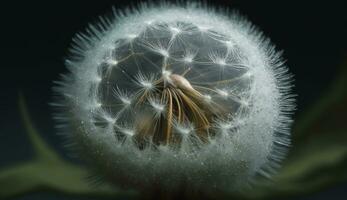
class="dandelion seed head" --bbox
[53,2,295,194]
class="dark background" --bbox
[1,0,346,199]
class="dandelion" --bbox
[52,1,295,197]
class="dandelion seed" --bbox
[113,87,132,106]
[243,71,252,78]
[120,127,135,136]
[197,25,210,32]
[101,112,117,124]
[183,56,193,63]
[209,51,228,67]
[224,40,235,49]
[127,34,137,39]
[135,72,155,90]
[174,121,194,136]
[169,26,181,35]
[145,20,153,25]
[182,49,197,63]
[216,89,229,97]
[140,82,153,90]
[240,99,249,107]
[148,98,165,114]
[217,59,226,66]
[107,59,118,66]
[158,48,169,58]
[203,94,212,102]
[94,76,102,83]
[93,102,102,109]
[162,69,172,80]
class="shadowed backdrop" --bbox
[1,0,346,199]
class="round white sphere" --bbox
[53,2,295,193]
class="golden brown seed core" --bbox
[168,74,194,90]
[133,73,222,147]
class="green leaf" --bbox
[293,65,347,140]
[235,133,347,200]
[0,94,137,200]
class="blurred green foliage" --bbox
[0,94,137,200]
[0,65,346,199]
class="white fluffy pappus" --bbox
[52,1,295,195]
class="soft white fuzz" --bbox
[53,2,295,193]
